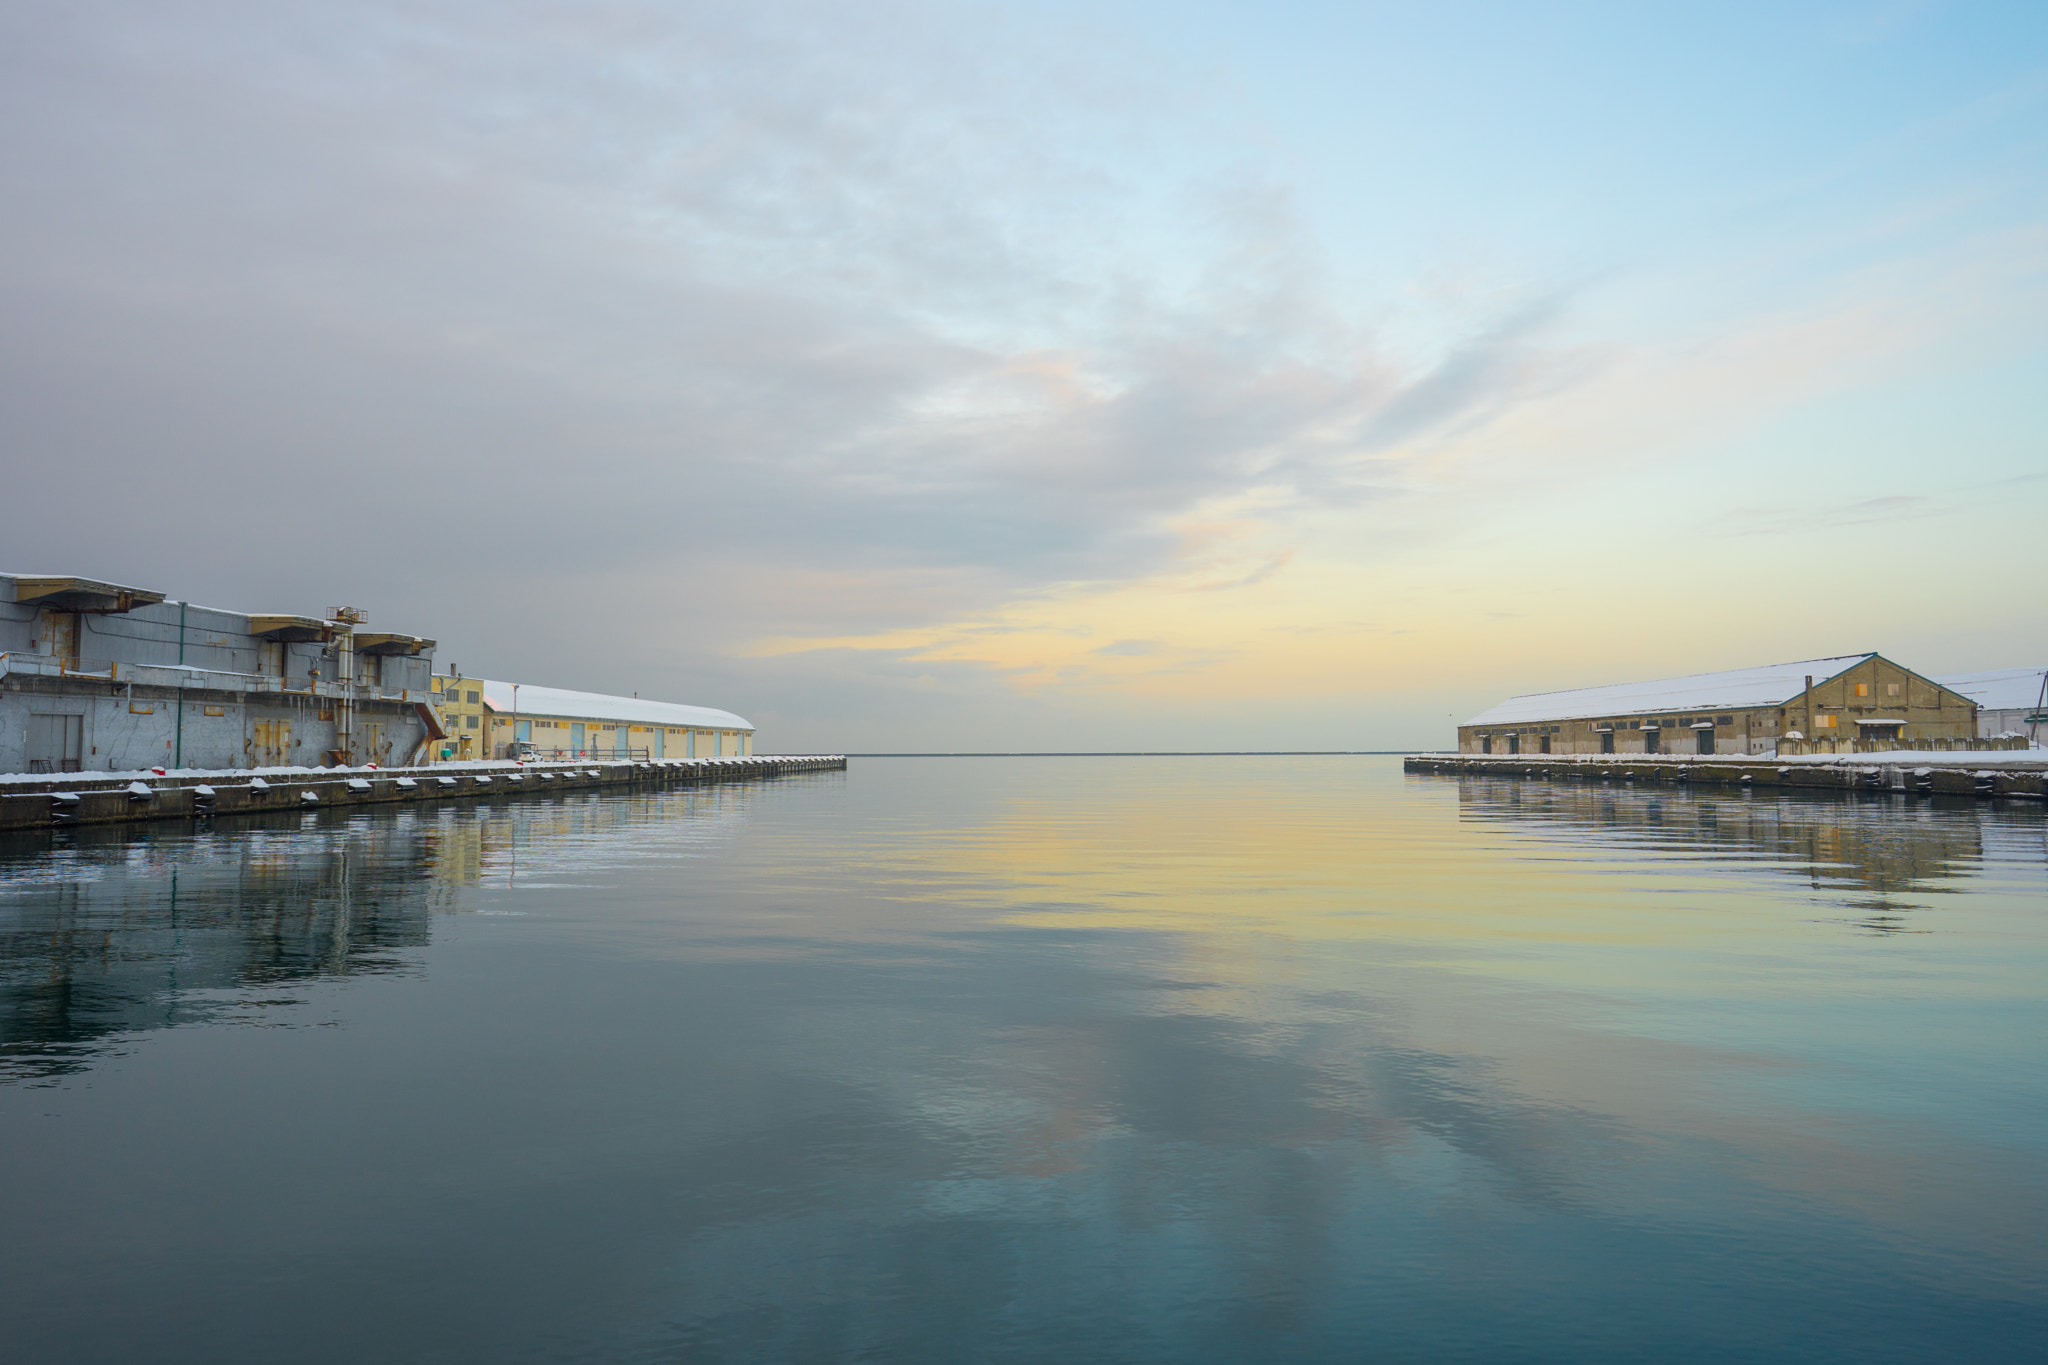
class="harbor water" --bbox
[2,756,2044,1363]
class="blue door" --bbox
[571,722,584,755]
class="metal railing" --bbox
[0,652,122,679]
[0,652,425,702]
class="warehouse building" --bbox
[1933,667,2047,742]
[479,681,754,760]
[1,572,437,772]
[1458,653,1978,757]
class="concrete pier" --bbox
[1404,752,2048,800]
[0,756,847,833]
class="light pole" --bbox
[511,682,520,760]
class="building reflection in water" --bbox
[0,785,767,1082]
[1446,775,2045,932]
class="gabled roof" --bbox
[480,680,752,732]
[1933,667,2047,713]
[1463,654,1875,728]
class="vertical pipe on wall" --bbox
[174,600,188,769]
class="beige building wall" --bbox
[428,675,488,762]
[481,709,752,760]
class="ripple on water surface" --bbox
[0,757,2043,1363]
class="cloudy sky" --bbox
[3,0,2044,751]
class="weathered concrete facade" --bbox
[1,573,436,773]
[1459,653,1979,757]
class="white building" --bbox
[1932,667,2047,743]
[480,681,755,759]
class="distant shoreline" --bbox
[839,751,1409,757]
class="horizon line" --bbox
[834,751,1413,758]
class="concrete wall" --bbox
[0,682,429,773]
[1462,707,1781,757]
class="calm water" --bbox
[2,757,2045,1363]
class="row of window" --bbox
[491,719,732,736]
[1477,714,1738,737]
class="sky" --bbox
[2,0,2044,752]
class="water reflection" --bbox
[0,784,770,1081]
[0,818,430,1080]
[0,761,2042,1364]
[1446,775,2047,931]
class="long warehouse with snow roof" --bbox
[1458,653,1978,757]
[478,680,754,760]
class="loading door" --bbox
[571,722,585,755]
[38,613,80,663]
[251,719,292,767]
[27,714,84,772]
[1696,726,1714,755]
[1599,730,1614,754]
[1643,727,1660,754]
[615,726,631,757]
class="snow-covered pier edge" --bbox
[0,756,847,832]
[1403,751,2048,800]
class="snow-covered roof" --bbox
[480,680,753,731]
[1932,667,2047,713]
[1463,654,1876,728]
